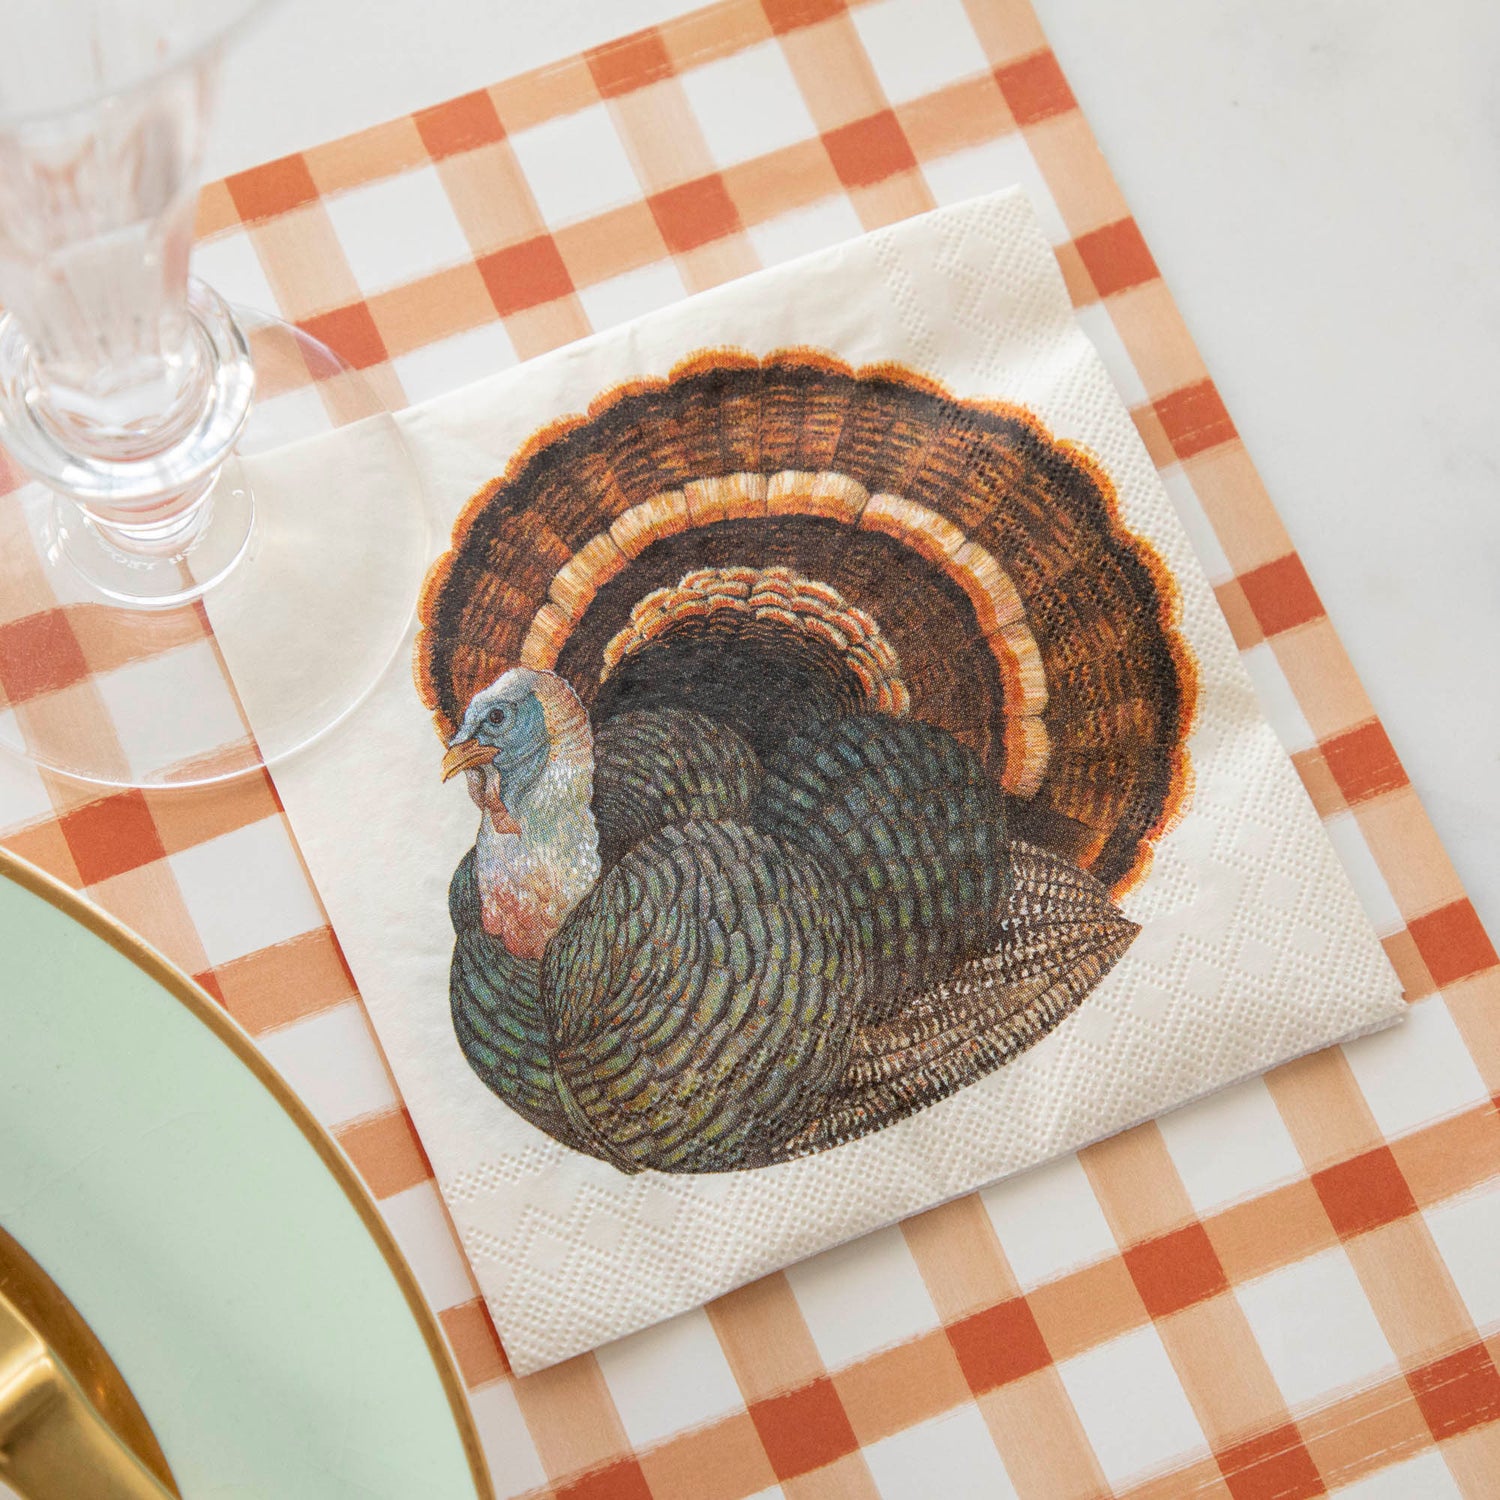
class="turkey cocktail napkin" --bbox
[227,191,1404,1373]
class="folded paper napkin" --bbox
[225,191,1404,1373]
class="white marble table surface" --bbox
[212,0,1500,940]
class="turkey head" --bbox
[442,669,599,961]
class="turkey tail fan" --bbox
[417,349,1196,894]
[777,842,1139,1161]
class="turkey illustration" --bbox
[417,350,1196,1175]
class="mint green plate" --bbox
[0,848,492,1500]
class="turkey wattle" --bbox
[420,351,1195,1175]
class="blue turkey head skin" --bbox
[447,681,551,819]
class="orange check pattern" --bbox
[3,0,1499,1495]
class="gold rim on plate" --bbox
[0,844,495,1500]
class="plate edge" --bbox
[0,842,496,1500]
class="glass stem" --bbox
[0,43,253,563]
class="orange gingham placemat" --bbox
[3,0,1499,1495]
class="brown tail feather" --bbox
[774,842,1138,1160]
[417,350,1195,894]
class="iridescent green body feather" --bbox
[544,820,861,1172]
[447,850,561,1139]
[446,685,1137,1174]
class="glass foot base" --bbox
[0,308,427,789]
[49,473,255,608]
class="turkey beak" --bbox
[442,738,496,781]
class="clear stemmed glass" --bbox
[0,0,426,787]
